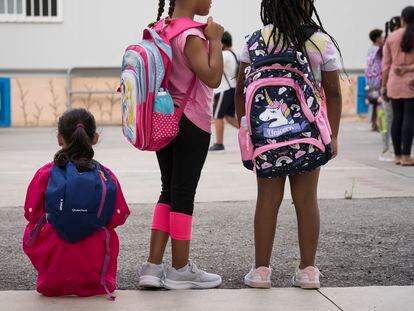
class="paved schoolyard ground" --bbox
[0,120,413,310]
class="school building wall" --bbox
[0,0,412,126]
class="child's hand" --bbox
[204,17,224,43]
[409,78,414,91]
[394,66,406,76]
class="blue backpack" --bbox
[44,161,117,243]
[242,29,333,178]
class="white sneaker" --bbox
[379,150,394,162]
[164,261,222,289]
[138,262,165,288]
[292,266,321,289]
[244,265,272,289]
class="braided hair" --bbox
[260,0,343,82]
[168,0,176,19]
[156,0,166,22]
[151,0,175,26]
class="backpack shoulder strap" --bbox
[154,18,207,42]
[246,29,267,64]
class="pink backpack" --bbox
[120,18,205,151]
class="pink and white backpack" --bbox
[120,18,205,151]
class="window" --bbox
[0,0,62,22]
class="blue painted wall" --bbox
[0,78,11,127]
[357,76,368,115]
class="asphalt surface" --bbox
[1,197,413,290]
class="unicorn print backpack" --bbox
[238,29,333,178]
[120,18,205,151]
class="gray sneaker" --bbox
[138,262,165,288]
[164,261,222,289]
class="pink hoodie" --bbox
[22,162,130,297]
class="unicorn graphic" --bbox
[259,90,294,128]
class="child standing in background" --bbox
[138,0,224,290]
[365,29,384,133]
[210,31,240,152]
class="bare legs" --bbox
[214,119,225,145]
[213,116,239,145]
[254,169,321,269]
[290,169,320,269]
[148,230,169,265]
[255,177,286,268]
[148,231,190,269]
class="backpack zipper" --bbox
[252,137,326,160]
[97,170,107,219]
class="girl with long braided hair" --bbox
[138,0,225,290]
[235,0,343,289]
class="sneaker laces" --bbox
[188,260,204,275]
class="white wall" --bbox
[0,0,412,71]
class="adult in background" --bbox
[382,6,414,166]
[377,17,402,162]
[209,31,239,152]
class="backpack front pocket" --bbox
[253,138,329,178]
[151,91,179,143]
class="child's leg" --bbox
[224,115,239,128]
[147,144,174,264]
[391,99,404,158]
[255,177,286,268]
[214,118,225,145]
[289,169,320,269]
[170,115,210,269]
[384,101,393,152]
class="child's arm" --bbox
[185,17,224,88]
[235,62,250,125]
[24,163,53,223]
[321,70,342,159]
[104,168,130,229]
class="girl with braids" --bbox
[235,0,342,289]
[138,0,224,289]
[23,108,130,298]
[382,6,414,166]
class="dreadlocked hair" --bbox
[260,0,344,84]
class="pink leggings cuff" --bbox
[170,212,192,241]
[151,203,171,233]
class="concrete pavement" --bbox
[0,119,413,310]
[0,120,413,208]
[1,287,413,311]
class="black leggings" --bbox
[156,115,210,216]
[391,98,414,156]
